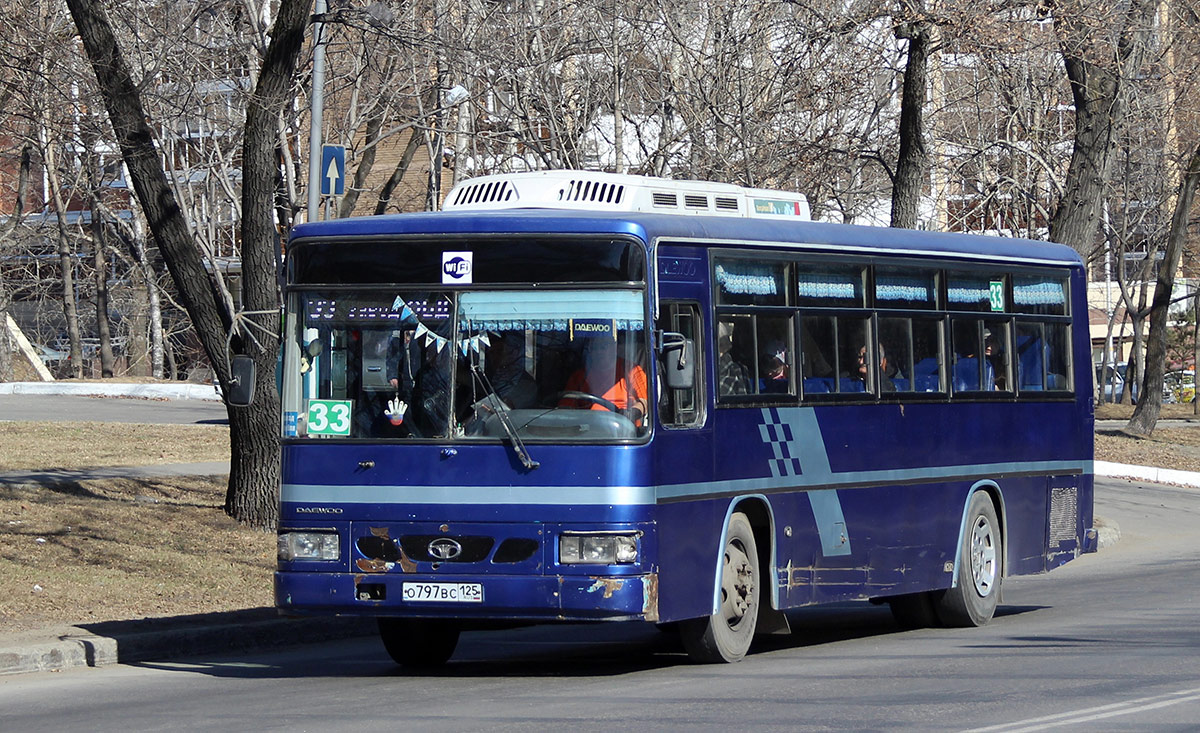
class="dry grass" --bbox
[0,422,228,472]
[1094,402,1200,421]
[0,476,274,634]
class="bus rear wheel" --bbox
[680,512,759,663]
[378,618,460,668]
[936,491,1002,627]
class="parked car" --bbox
[1096,362,1138,404]
[1163,370,1196,403]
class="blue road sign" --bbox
[320,145,345,196]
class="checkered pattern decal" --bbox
[759,409,803,478]
[757,407,832,481]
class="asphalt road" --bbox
[0,477,1196,731]
[0,393,227,425]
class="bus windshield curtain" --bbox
[458,290,644,332]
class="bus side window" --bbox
[800,315,836,395]
[662,302,706,427]
[1018,321,1072,393]
[951,318,1010,392]
[879,317,913,392]
[838,316,871,393]
[911,317,945,392]
[716,315,754,398]
[1015,322,1045,390]
[755,315,794,395]
[1044,323,1072,391]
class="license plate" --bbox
[401,582,483,603]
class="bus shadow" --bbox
[133,603,1048,680]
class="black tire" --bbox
[888,591,939,629]
[935,491,1002,627]
[377,618,460,668]
[680,512,759,663]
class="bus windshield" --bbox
[282,288,649,442]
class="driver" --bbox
[558,336,648,426]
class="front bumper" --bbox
[275,571,659,622]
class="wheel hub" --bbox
[970,515,997,596]
[721,542,755,625]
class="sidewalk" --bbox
[0,610,375,675]
[0,382,1195,675]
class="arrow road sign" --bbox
[320,145,345,196]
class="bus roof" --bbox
[289,209,1083,268]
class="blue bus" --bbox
[273,171,1095,665]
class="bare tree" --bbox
[1127,142,1200,435]
[1046,0,1157,255]
[66,0,310,527]
[891,0,932,229]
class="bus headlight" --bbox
[278,531,340,561]
[559,534,638,565]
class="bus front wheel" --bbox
[680,512,760,663]
[936,491,1002,627]
[378,618,460,668]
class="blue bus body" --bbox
[275,207,1094,653]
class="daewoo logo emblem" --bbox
[428,538,463,560]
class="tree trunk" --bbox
[891,16,931,230]
[134,237,166,379]
[375,129,426,215]
[88,151,115,378]
[66,0,310,528]
[337,109,385,218]
[1126,143,1200,436]
[228,0,311,525]
[43,143,84,378]
[0,141,34,382]
[1194,287,1199,417]
[1047,0,1156,255]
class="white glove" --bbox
[385,398,408,425]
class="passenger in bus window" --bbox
[856,343,895,392]
[760,354,789,393]
[984,329,1008,390]
[559,336,648,425]
[717,321,751,395]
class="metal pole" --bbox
[306,0,327,222]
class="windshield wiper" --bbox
[471,364,539,470]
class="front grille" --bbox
[399,535,495,563]
[492,538,540,564]
[357,535,400,562]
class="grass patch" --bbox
[0,476,273,633]
[0,422,228,472]
[1094,402,1200,421]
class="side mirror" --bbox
[660,332,695,390]
[226,354,256,407]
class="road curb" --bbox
[0,611,375,676]
[0,381,222,401]
[1094,460,1200,489]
